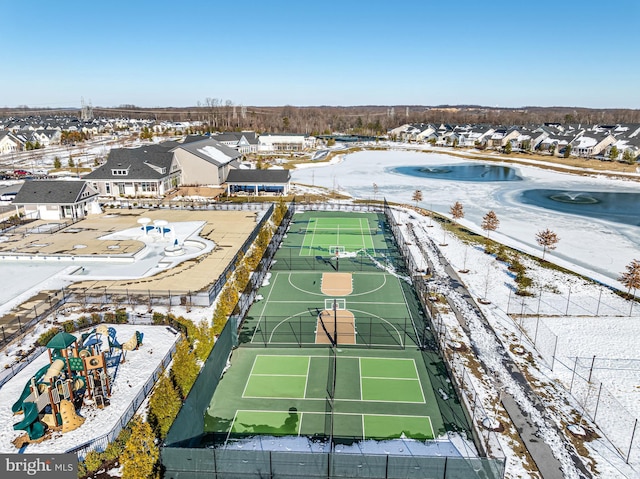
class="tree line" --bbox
[4,103,640,135]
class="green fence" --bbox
[161,447,505,479]
[163,317,237,448]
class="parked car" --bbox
[0,192,17,201]
[13,169,31,177]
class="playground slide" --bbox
[43,359,65,382]
[11,364,51,414]
[121,331,144,351]
[13,401,46,440]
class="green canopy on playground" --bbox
[46,331,78,350]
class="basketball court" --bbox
[205,211,470,448]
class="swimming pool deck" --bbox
[0,208,260,339]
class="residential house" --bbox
[434,124,454,146]
[569,131,616,158]
[82,143,180,198]
[604,137,640,162]
[13,180,100,221]
[0,131,22,154]
[172,137,242,186]
[456,125,495,148]
[210,131,259,154]
[388,123,436,142]
[415,124,438,142]
[33,129,62,147]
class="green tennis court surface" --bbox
[205,349,440,442]
[203,211,471,448]
[240,271,419,348]
[300,216,377,256]
[230,410,434,441]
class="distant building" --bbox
[258,134,315,152]
[172,138,242,186]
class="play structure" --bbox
[12,326,143,443]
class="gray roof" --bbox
[182,135,209,144]
[226,169,291,184]
[13,180,97,205]
[211,131,259,145]
[172,138,241,167]
[83,143,176,180]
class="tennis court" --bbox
[205,211,468,449]
[299,216,378,256]
[204,348,439,442]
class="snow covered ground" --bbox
[0,145,638,476]
[0,220,213,318]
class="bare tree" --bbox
[536,228,559,261]
[449,201,464,224]
[412,189,423,208]
[481,211,500,239]
[372,182,379,203]
[619,259,640,297]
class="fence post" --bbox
[588,355,596,383]
[570,356,578,393]
[593,383,603,422]
[596,288,602,316]
[551,336,558,371]
[626,418,637,464]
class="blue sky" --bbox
[1,0,638,109]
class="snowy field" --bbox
[0,324,178,454]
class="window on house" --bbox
[140,182,157,192]
[111,169,128,176]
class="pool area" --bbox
[0,218,213,316]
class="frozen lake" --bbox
[292,149,640,289]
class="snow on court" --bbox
[0,324,178,454]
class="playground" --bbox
[205,211,471,449]
[0,324,177,453]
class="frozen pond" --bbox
[391,163,523,182]
[291,149,640,289]
[519,189,640,226]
